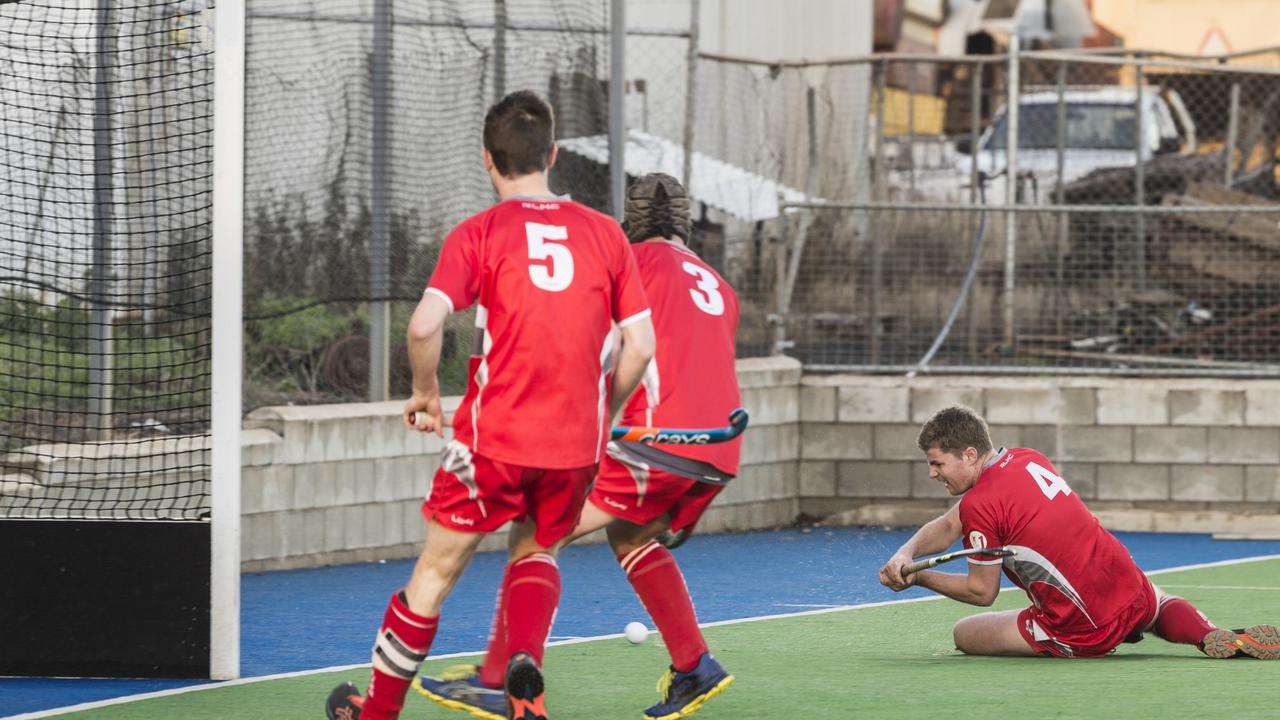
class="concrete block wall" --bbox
[798,375,1280,533]
[10,364,1275,571]
[239,356,802,571]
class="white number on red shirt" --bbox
[1026,461,1072,500]
[526,222,573,292]
[682,261,725,316]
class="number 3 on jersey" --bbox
[682,261,725,316]
[526,222,573,291]
[1026,461,1072,500]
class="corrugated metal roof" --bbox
[556,130,816,223]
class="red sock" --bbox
[362,591,438,720]
[478,564,512,688]
[620,541,708,672]
[1152,596,1216,646]
[504,553,561,667]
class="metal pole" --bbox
[869,59,887,364]
[608,0,625,220]
[494,0,506,101]
[772,192,788,355]
[906,64,916,195]
[781,86,818,314]
[89,0,115,441]
[1134,56,1146,292]
[966,60,982,361]
[368,0,391,402]
[211,0,246,681]
[681,0,699,190]
[1002,36,1019,352]
[1224,80,1241,186]
[1055,61,1067,336]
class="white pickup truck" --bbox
[901,86,1196,203]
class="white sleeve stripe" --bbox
[618,308,652,328]
[968,558,1005,566]
[424,287,454,313]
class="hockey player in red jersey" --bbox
[418,173,739,720]
[880,405,1279,660]
[324,90,655,720]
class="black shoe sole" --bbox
[505,655,547,720]
[325,682,363,720]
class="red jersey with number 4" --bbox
[620,241,741,474]
[959,447,1148,634]
[427,197,650,469]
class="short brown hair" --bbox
[483,90,555,178]
[916,405,993,456]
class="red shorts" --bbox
[588,452,723,532]
[423,441,595,548]
[1016,574,1158,658]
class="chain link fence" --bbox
[752,47,1280,375]
[241,0,712,409]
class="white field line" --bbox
[10,553,1280,719]
[1155,585,1280,591]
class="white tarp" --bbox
[556,130,816,223]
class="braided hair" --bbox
[623,172,691,244]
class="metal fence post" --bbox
[89,0,116,440]
[494,0,506,101]
[869,58,887,364]
[781,86,817,316]
[608,0,625,220]
[1134,55,1146,292]
[1225,80,1241,186]
[681,0,699,190]
[367,0,391,401]
[906,62,916,195]
[1002,36,1020,352]
[967,59,982,361]
[772,191,789,355]
[1055,60,1068,336]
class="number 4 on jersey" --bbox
[1026,461,1072,500]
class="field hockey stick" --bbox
[901,546,1017,576]
[410,407,750,446]
[610,407,749,445]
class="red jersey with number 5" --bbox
[959,447,1148,634]
[620,240,741,474]
[427,197,651,469]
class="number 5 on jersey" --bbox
[526,222,573,291]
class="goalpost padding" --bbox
[0,0,240,679]
[0,519,211,677]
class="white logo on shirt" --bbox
[969,531,988,550]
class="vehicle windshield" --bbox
[986,103,1138,151]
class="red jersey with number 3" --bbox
[959,447,1148,634]
[620,240,741,474]
[427,197,650,469]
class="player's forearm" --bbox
[609,319,655,418]
[912,570,994,606]
[407,330,442,396]
[610,347,649,418]
[406,297,448,396]
[896,511,962,560]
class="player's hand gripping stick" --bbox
[409,407,749,445]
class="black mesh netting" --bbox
[1,0,214,519]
